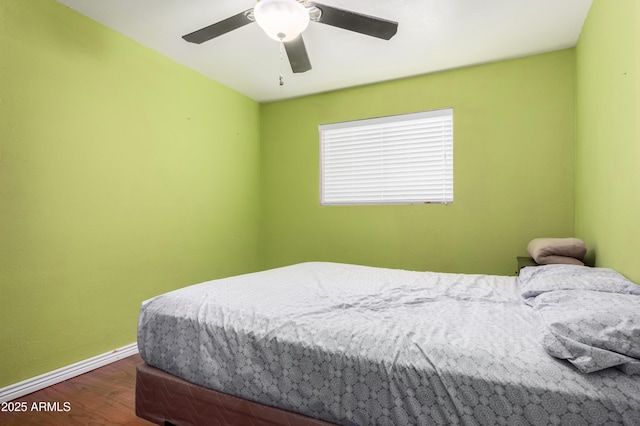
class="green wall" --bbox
[260,50,576,275]
[0,0,261,387]
[575,0,640,283]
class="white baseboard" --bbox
[0,342,138,403]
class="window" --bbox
[319,108,453,205]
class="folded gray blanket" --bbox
[527,238,586,265]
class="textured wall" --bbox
[0,0,261,386]
[260,50,576,275]
[575,0,640,282]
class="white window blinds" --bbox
[319,108,453,205]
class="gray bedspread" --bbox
[137,262,640,425]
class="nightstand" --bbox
[516,256,538,275]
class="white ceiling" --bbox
[56,0,593,103]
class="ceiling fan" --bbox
[182,0,398,74]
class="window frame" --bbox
[319,108,454,206]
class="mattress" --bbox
[137,262,640,425]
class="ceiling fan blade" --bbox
[309,2,398,40]
[284,35,312,73]
[183,9,253,44]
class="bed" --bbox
[136,261,640,425]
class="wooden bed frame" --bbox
[135,363,336,426]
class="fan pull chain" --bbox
[278,40,285,86]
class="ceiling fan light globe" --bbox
[254,0,310,42]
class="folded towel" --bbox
[532,254,584,265]
[527,238,586,266]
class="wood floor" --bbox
[0,354,153,426]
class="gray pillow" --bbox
[519,264,640,305]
